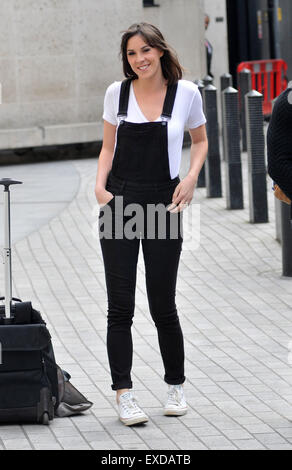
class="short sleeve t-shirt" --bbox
[102,79,206,179]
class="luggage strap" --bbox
[117,77,178,119]
[14,302,33,324]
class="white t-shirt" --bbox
[102,79,206,179]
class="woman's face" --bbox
[126,34,163,80]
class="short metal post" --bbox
[245,90,268,223]
[193,79,204,89]
[203,75,213,87]
[239,68,252,152]
[196,80,206,188]
[203,85,222,198]
[220,74,233,161]
[281,204,292,277]
[220,73,233,93]
[222,87,244,210]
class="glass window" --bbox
[143,0,159,7]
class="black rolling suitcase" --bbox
[0,178,59,425]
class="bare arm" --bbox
[169,125,208,212]
[95,120,117,204]
[187,125,208,183]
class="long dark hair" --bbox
[120,23,184,85]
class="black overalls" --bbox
[99,78,185,391]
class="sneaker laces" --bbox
[167,387,182,406]
[120,394,143,416]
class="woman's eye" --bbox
[128,49,150,56]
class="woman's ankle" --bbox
[116,388,130,403]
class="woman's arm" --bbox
[187,125,208,183]
[95,120,117,204]
[169,125,208,212]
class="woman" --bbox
[95,23,208,426]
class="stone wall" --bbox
[0,0,205,151]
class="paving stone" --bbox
[32,443,63,450]
[275,428,292,439]
[265,444,292,450]
[81,431,112,443]
[144,439,179,450]
[221,428,253,440]
[121,443,150,450]
[199,435,235,450]
[242,424,275,434]
[115,435,147,447]
[254,433,289,445]
[56,436,91,450]
[26,435,59,445]
[190,426,222,437]
[232,439,266,450]
[90,440,121,450]
[177,441,209,450]
[0,429,28,439]
[3,439,33,450]
[52,427,84,438]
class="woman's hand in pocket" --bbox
[96,189,114,207]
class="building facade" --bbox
[0,0,206,152]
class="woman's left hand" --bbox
[167,175,197,213]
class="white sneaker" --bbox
[118,391,148,426]
[164,384,188,416]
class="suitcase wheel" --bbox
[37,388,54,424]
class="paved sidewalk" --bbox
[0,146,292,451]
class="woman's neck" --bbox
[133,74,168,93]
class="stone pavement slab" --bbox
[0,143,292,450]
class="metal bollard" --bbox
[194,79,204,89]
[281,203,292,277]
[220,74,233,161]
[196,80,206,188]
[220,73,233,93]
[245,90,268,223]
[222,87,244,210]
[203,75,213,87]
[203,85,222,198]
[239,69,252,152]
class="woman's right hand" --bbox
[95,189,114,207]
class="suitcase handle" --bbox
[0,296,22,303]
[1,180,22,318]
[0,178,22,191]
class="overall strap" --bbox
[117,78,132,117]
[117,78,178,120]
[161,82,178,119]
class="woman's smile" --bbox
[137,64,150,71]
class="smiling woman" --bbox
[95,22,208,427]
